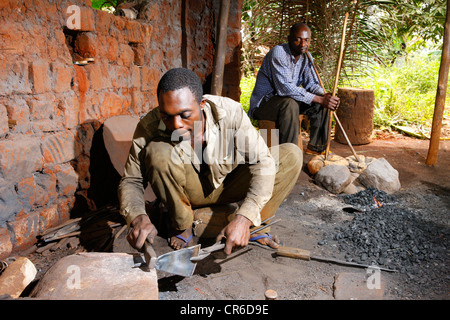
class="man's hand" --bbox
[216,214,253,255]
[313,93,340,111]
[127,214,158,250]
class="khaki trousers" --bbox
[144,142,302,231]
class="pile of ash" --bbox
[324,188,449,278]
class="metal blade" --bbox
[155,244,201,277]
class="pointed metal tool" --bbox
[139,217,282,277]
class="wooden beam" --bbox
[426,0,450,166]
[211,0,231,96]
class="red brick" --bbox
[76,122,95,155]
[100,92,124,118]
[79,92,101,124]
[132,44,145,66]
[7,211,40,251]
[73,65,89,94]
[56,93,80,129]
[29,93,56,120]
[130,90,144,114]
[105,36,119,62]
[0,60,32,95]
[65,5,95,32]
[95,9,112,34]
[51,62,74,93]
[0,103,8,136]
[16,176,36,211]
[0,22,27,56]
[111,65,131,89]
[0,178,21,223]
[38,204,60,233]
[2,97,30,132]
[130,65,141,89]
[34,171,57,208]
[55,163,79,197]
[74,32,97,58]
[0,227,13,259]
[113,15,126,31]
[141,66,160,91]
[76,153,91,190]
[41,131,77,165]
[84,62,103,90]
[0,137,43,180]
[126,20,144,43]
[118,44,134,67]
[29,59,52,94]
[57,197,75,223]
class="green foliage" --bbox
[239,74,256,114]
[349,51,450,129]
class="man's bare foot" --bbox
[249,233,281,249]
[169,227,195,250]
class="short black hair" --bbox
[289,22,310,35]
[157,68,203,104]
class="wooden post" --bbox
[426,0,450,166]
[325,12,349,159]
[211,0,231,96]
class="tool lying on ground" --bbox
[140,217,281,277]
[276,246,397,273]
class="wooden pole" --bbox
[325,12,349,160]
[306,52,360,162]
[426,0,450,166]
[211,0,231,96]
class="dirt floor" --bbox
[20,130,450,300]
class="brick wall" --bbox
[0,0,242,258]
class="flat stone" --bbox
[30,252,158,300]
[333,271,385,300]
[103,115,156,202]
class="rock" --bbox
[0,257,37,298]
[30,252,158,300]
[342,173,365,194]
[307,154,349,175]
[103,115,156,202]
[358,158,401,193]
[315,165,352,194]
[333,272,385,300]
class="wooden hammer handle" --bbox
[277,246,311,261]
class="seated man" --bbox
[249,22,340,155]
[118,68,302,255]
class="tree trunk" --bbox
[426,0,450,166]
[334,87,375,145]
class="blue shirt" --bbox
[249,43,324,119]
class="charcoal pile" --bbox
[325,189,449,280]
[340,187,395,211]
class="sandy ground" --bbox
[111,132,450,300]
[19,130,449,301]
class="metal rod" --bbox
[311,255,397,273]
[250,219,282,235]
